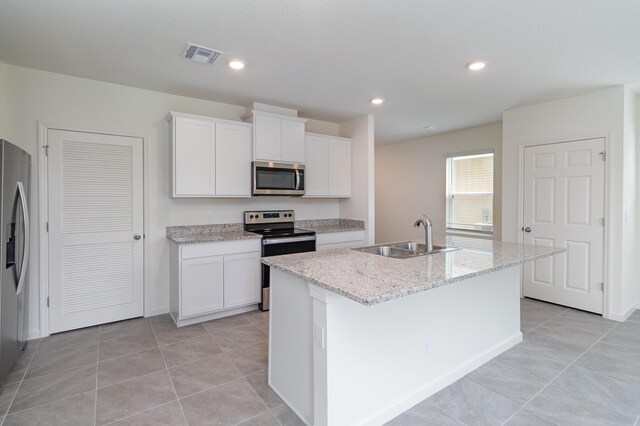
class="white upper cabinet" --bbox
[281,118,306,163]
[304,133,351,198]
[174,117,215,196]
[253,113,282,161]
[304,134,329,196]
[168,112,252,198]
[249,111,307,163]
[215,122,252,196]
[328,137,351,197]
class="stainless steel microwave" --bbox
[252,161,305,196]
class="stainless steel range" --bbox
[244,210,316,311]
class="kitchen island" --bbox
[262,237,564,426]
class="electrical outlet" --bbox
[207,210,215,220]
[424,338,430,356]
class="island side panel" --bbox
[268,268,314,425]
[314,266,522,426]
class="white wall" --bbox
[0,64,350,337]
[622,87,638,317]
[502,86,638,320]
[375,123,502,244]
[339,115,376,244]
[0,62,4,136]
[636,93,640,307]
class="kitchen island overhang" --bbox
[263,238,564,426]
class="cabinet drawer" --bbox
[181,239,261,259]
[316,230,365,246]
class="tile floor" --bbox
[0,299,637,425]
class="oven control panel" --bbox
[244,210,295,224]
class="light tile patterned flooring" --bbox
[0,299,637,425]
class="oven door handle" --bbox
[294,169,300,190]
[263,236,316,245]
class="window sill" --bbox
[446,229,494,240]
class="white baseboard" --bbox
[269,381,313,426]
[357,332,523,426]
[27,329,42,340]
[607,301,638,322]
[173,304,259,327]
[145,305,170,317]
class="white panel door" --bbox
[254,114,281,161]
[523,138,605,314]
[174,117,215,196]
[48,130,144,333]
[215,122,251,197]
[181,255,224,318]
[304,135,329,196]
[281,119,305,163]
[328,138,351,197]
[223,252,261,308]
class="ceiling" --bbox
[1,1,639,145]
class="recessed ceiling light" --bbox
[370,97,384,105]
[466,61,486,71]
[423,125,437,131]
[228,60,245,70]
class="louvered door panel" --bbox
[62,141,133,233]
[48,130,144,333]
[62,243,133,313]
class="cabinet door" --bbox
[304,135,329,196]
[328,138,351,197]
[223,252,261,308]
[254,114,282,161]
[215,122,252,197]
[181,255,224,318]
[281,119,305,163]
[174,117,215,196]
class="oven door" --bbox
[252,161,305,196]
[260,235,316,310]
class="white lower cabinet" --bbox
[316,230,365,250]
[181,256,225,318]
[223,252,261,309]
[169,239,261,327]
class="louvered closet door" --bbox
[48,130,144,333]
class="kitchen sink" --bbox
[391,242,427,251]
[354,242,461,259]
[357,245,417,259]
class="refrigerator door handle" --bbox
[16,181,29,296]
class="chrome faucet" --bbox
[413,216,433,252]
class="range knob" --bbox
[250,215,254,219]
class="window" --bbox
[446,152,494,234]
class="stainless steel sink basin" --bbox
[391,242,427,251]
[358,245,418,259]
[354,242,461,259]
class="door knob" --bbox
[524,227,532,233]
[133,234,142,240]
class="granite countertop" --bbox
[295,219,365,234]
[261,236,565,306]
[167,219,365,244]
[166,224,261,245]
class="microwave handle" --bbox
[295,169,300,190]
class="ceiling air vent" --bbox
[183,43,225,64]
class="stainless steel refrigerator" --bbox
[0,140,30,385]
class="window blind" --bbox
[446,153,494,234]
